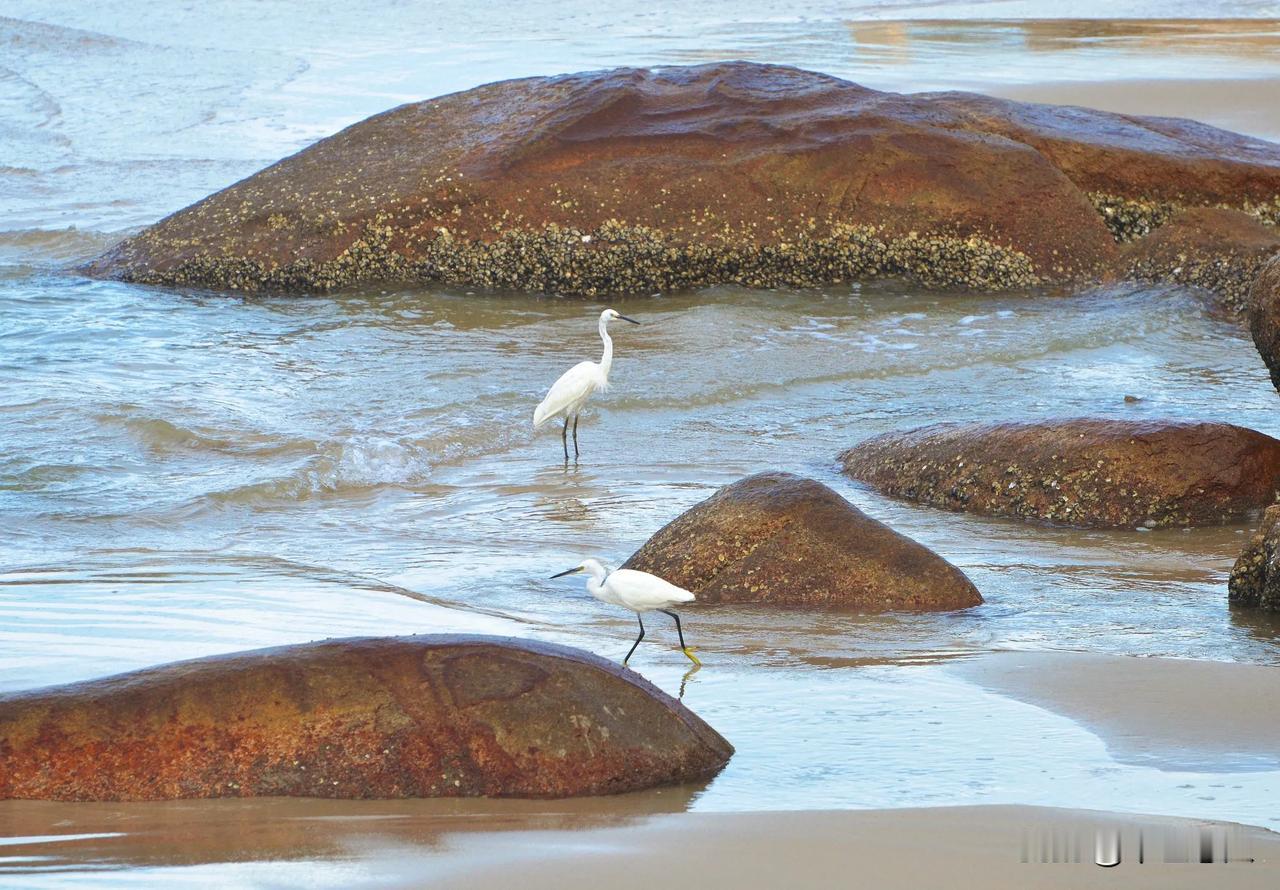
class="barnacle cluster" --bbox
[110,218,1041,295]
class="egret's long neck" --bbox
[598,318,613,381]
[584,563,609,598]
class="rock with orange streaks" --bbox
[0,635,732,801]
[85,62,1280,298]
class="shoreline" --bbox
[2,650,1279,885]
[989,77,1280,143]
[1,802,1274,887]
[946,651,1280,771]
[421,806,1280,889]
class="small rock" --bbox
[1229,505,1280,612]
[1248,254,1280,394]
[623,472,981,610]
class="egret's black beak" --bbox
[549,566,581,579]
[618,315,640,325]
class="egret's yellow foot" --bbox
[682,647,702,666]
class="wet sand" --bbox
[949,652,1280,771]
[844,19,1280,140]
[2,800,1275,888]
[993,78,1280,142]
[422,807,1279,890]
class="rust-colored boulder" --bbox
[841,419,1280,529]
[0,635,733,802]
[1125,207,1280,312]
[1249,254,1280,393]
[1229,504,1280,611]
[84,62,1280,296]
[622,472,981,611]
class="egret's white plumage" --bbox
[533,360,603,428]
[579,558,695,612]
[551,558,701,666]
[534,308,639,458]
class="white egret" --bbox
[533,308,640,459]
[550,558,701,666]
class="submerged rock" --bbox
[841,419,1280,529]
[1229,505,1280,612]
[85,62,1279,296]
[0,635,733,802]
[1249,254,1280,393]
[1125,207,1280,313]
[622,472,981,610]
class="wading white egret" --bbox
[550,558,701,666]
[533,308,639,459]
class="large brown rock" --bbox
[622,472,981,610]
[1249,254,1280,392]
[1125,207,1280,312]
[841,419,1280,529]
[85,62,1280,296]
[0,635,733,802]
[1229,504,1280,611]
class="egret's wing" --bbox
[533,361,599,428]
[608,569,696,610]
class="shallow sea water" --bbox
[2,1,1280,886]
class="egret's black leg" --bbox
[661,609,702,665]
[572,413,580,458]
[561,416,569,461]
[623,613,645,666]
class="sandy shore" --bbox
[406,806,1278,890]
[991,78,1280,142]
[946,651,1280,771]
[1,800,1274,888]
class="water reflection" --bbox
[845,18,1280,80]
[0,789,703,874]
[677,663,702,700]
[1230,604,1280,645]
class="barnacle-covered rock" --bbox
[1124,207,1280,313]
[1229,504,1280,612]
[841,419,1280,529]
[75,64,1273,296]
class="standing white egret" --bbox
[550,558,701,666]
[533,308,640,459]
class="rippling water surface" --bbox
[3,1,1280,885]
[5,276,1279,809]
